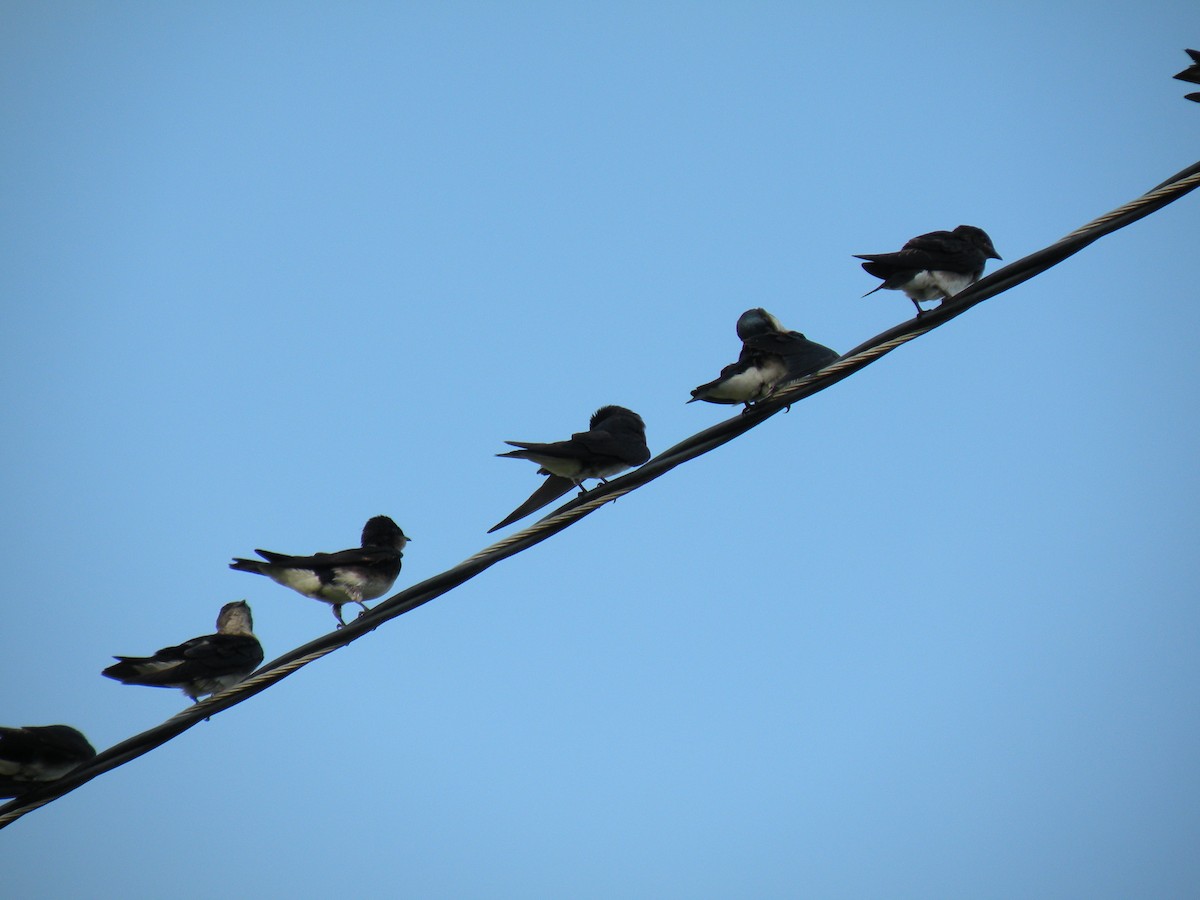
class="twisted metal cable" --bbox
[2,157,1197,830]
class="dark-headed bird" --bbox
[230,516,409,627]
[856,225,1001,316]
[488,406,650,532]
[1175,48,1200,102]
[102,601,263,703]
[0,725,97,797]
[690,308,839,408]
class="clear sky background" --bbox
[3,4,1199,898]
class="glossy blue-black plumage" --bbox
[1175,48,1200,101]
[690,308,839,408]
[856,225,1001,315]
[0,725,97,797]
[102,601,263,702]
[490,406,650,532]
[230,516,409,626]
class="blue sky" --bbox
[3,3,1199,897]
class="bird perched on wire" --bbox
[488,405,650,533]
[102,601,263,703]
[689,308,839,409]
[1174,48,1200,102]
[855,225,1001,316]
[0,725,97,797]
[230,516,409,627]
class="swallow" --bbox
[0,725,97,797]
[488,406,650,532]
[102,601,263,703]
[689,308,840,408]
[855,225,1001,316]
[230,516,409,626]
[1175,48,1200,101]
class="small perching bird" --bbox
[1174,48,1200,102]
[855,225,1001,316]
[230,516,410,627]
[0,725,97,797]
[689,308,839,408]
[102,601,264,702]
[488,405,651,532]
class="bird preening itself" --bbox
[855,225,1001,316]
[230,515,409,627]
[102,601,263,703]
[0,725,97,797]
[690,308,839,409]
[488,405,651,533]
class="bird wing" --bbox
[488,474,578,533]
[500,414,648,470]
[737,336,782,359]
[1175,48,1200,84]
[570,428,648,466]
[856,229,972,274]
[254,546,399,569]
[108,634,263,686]
[499,438,580,460]
[179,634,265,677]
[742,332,839,379]
[0,727,84,766]
[502,431,628,465]
[901,229,964,253]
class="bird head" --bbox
[955,225,1002,260]
[735,308,785,340]
[362,515,410,552]
[217,600,255,635]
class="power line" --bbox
[2,158,1197,830]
